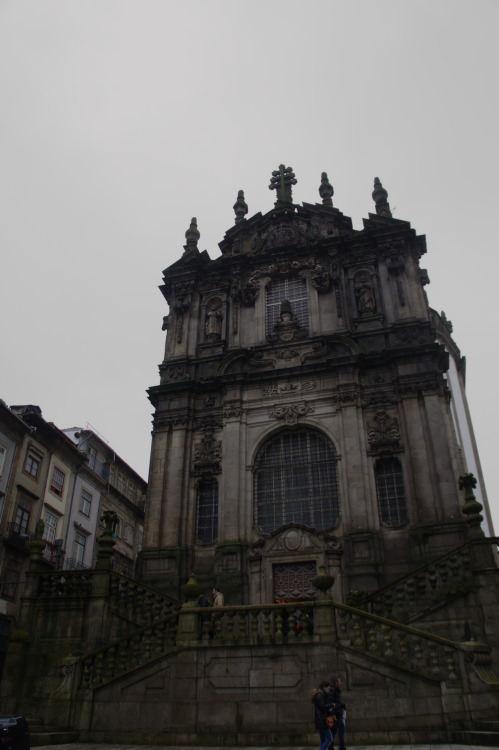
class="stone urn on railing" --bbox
[312,564,335,600]
[181,572,203,608]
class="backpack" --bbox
[311,688,322,703]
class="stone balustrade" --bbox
[353,542,475,622]
[39,569,94,598]
[81,611,178,687]
[335,601,461,683]
[195,602,314,643]
[108,572,180,626]
[78,597,486,690]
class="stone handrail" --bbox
[350,540,477,622]
[108,572,180,626]
[334,600,469,684]
[81,611,179,687]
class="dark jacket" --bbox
[313,689,333,731]
[329,683,346,718]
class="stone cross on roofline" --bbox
[269,164,297,209]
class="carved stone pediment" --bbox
[249,524,341,558]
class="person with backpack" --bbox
[329,676,347,750]
[312,680,334,750]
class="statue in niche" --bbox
[355,273,376,315]
[205,304,223,341]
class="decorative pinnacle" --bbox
[319,172,334,206]
[233,190,248,223]
[372,177,392,218]
[269,164,297,208]
[185,217,200,249]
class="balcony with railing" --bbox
[3,522,33,552]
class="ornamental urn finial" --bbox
[185,217,200,249]
[319,172,334,206]
[372,177,392,218]
[233,190,248,223]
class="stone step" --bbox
[452,730,499,747]
[30,730,79,746]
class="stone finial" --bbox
[185,217,200,249]
[269,164,297,208]
[372,177,392,218]
[459,473,484,537]
[233,190,248,223]
[319,172,334,206]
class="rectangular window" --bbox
[50,466,65,497]
[124,523,133,546]
[73,533,86,565]
[2,559,21,599]
[79,489,92,516]
[0,445,6,477]
[42,510,58,543]
[25,450,42,478]
[87,446,97,470]
[15,499,31,534]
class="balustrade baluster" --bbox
[444,647,458,681]
[275,610,283,643]
[352,614,363,649]
[250,611,259,642]
[380,624,393,658]
[288,611,297,640]
[262,608,271,643]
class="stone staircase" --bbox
[452,721,499,746]
[28,722,79,747]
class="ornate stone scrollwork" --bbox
[269,401,313,425]
[261,379,316,398]
[268,299,308,343]
[366,409,401,451]
[310,263,331,293]
[193,428,222,474]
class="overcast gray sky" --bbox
[1,1,498,530]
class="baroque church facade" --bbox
[140,166,489,605]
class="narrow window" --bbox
[42,510,58,543]
[79,489,92,517]
[375,458,408,526]
[14,498,31,534]
[0,445,6,477]
[25,450,42,478]
[124,524,133,545]
[196,478,218,544]
[73,533,86,565]
[50,466,65,497]
[2,559,21,599]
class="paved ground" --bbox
[33,744,499,750]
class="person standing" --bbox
[329,676,347,750]
[210,587,224,637]
[312,680,334,750]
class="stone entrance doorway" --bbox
[273,561,317,602]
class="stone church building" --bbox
[3,166,498,746]
[140,165,492,605]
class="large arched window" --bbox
[375,458,408,526]
[254,429,340,533]
[266,275,308,336]
[196,478,218,543]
